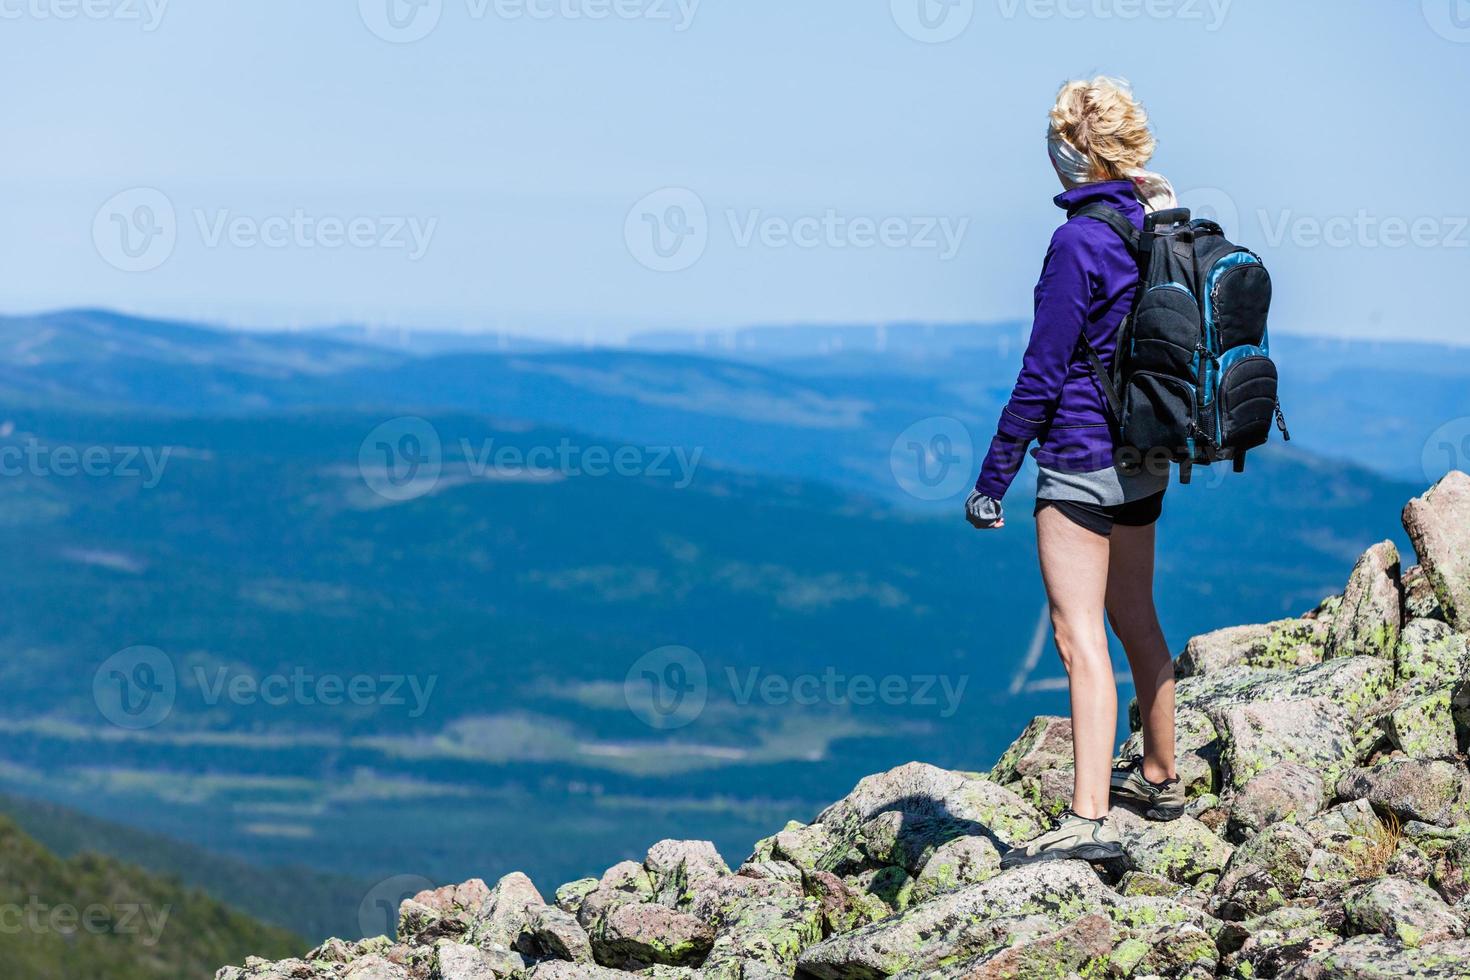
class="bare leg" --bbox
[1036,505,1115,820]
[1106,521,1177,783]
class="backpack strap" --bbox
[1076,330,1124,424]
[1073,203,1142,254]
[1070,203,1141,427]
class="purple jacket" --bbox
[974,181,1144,500]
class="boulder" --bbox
[1397,619,1470,684]
[1403,470,1470,633]
[644,839,729,909]
[988,715,1072,784]
[1329,541,1404,659]
[1337,760,1470,827]
[889,912,1112,979]
[435,941,527,979]
[1221,904,1338,979]
[465,872,547,951]
[1344,877,1465,947]
[554,879,600,916]
[795,861,1116,979]
[1173,656,1393,727]
[1292,934,1470,979]
[341,955,410,980]
[1385,687,1459,760]
[1111,811,1233,885]
[1211,822,1315,920]
[814,763,1046,854]
[1178,619,1325,678]
[1210,697,1356,791]
[1405,564,1450,622]
[687,873,800,930]
[515,905,593,963]
[697,895,822,979]
[1230,762,1327,833]
[910,834,1002,902]
[582,901,715,970]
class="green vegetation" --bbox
[0,814,299,980]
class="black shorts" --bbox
[1034,491,1165,538]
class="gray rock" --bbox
[1386,687,1459,761]
[1178,619,1325,678]
[1210,697,1356,791]
[644,839,729,909]
[795,861,1116,979]
[686,873,799,925]
[1212,822,1315,920]
[598,861,655,898]
[890,912,1113,979]
[814,762,1046,854]
[1291,933,1470,978]
[583,900,715,969]
[1338,759,1470,827]
[697,895,822,979]
[465,872,547,951]
[1405,564,1450,623]
[1403,470,1470,634]
[525,963,645,980]
[436,941,527,979]
[989,715,1073,783]
[1111,812,1233,885]
[342,955,409,980]
[554,878,600,916]
[1398,619,1470,684]
[910,834,1002,902]
[1174,656,1393,727]
[1329,541,1404,659]
[1344,877,1465,947]
[1230,762,1327,833]
[516,905,594,963]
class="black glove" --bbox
[965,490,1005,530]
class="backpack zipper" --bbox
[1274,400,1292,442]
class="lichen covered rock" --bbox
[1329,541,1404,659]
[1403,470,1470,633]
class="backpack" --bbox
[1074,204,1290,485]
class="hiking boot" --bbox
[1111,756,1185,821]
[999,810,1123,870]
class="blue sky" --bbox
[1,1,1466,342]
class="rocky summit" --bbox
[219,471,1470,980]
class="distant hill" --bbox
[1,310,1465,487]
[0,812,298,980]
[0,793,369,943]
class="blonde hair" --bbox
[1049,76,1157,181]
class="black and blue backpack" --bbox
[1075,204,1290,484]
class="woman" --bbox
[967,77,1183,868]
